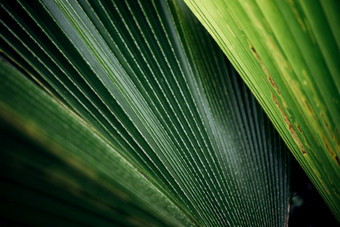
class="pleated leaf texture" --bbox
[0,59,193,226]
[184,0,340,220]
[0,0,289,226]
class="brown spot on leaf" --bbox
[321,114,329,131]
[268,76,281,96]
[321,136,339,166]
[272,93,306,154]
[336,156,340,167]
[304,100,313,116]
[249,41,281,95]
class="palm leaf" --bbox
[1,0,289,226]
[184,0,340,219]
[0,59,193,226]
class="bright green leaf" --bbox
[184,0,340,220]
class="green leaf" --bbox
[183,0,340,220]
[0,0,289,226]
[0,59,193,226]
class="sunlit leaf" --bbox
[184,0,340,220]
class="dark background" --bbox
[289,155,339,227]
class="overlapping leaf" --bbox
[184,0,340,220]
